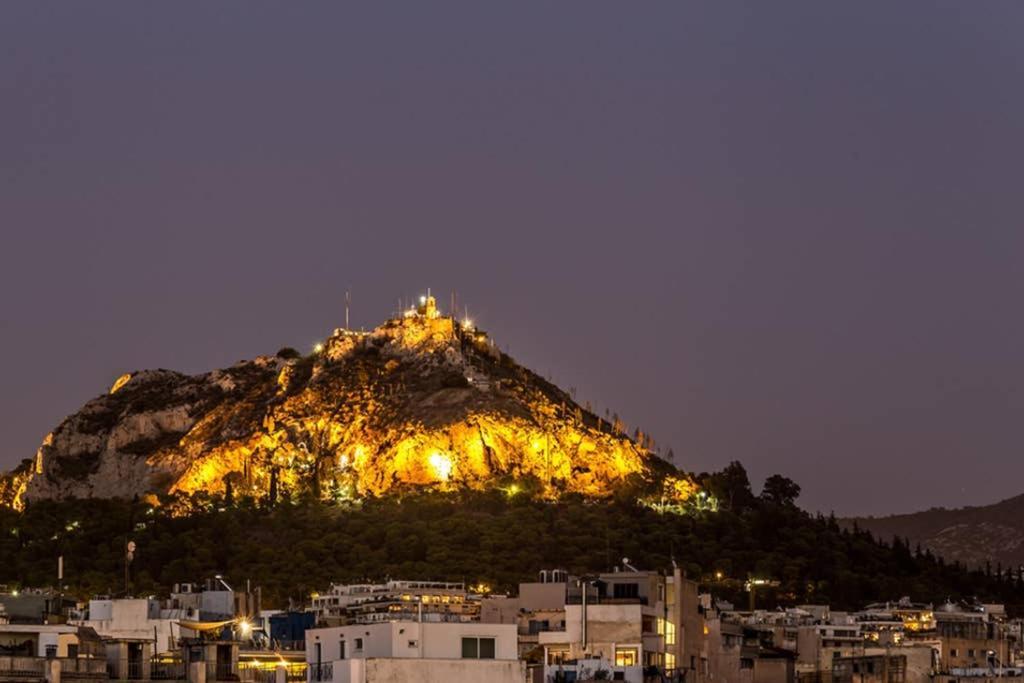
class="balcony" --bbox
[308,662,332,683]
[566,596,648,606]
[0,657,106,682]
[0,656,46,679]
[59,658,108,680]
[150,660,186,680]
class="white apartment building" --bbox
[310,580,478,625]
[305,621,522,683]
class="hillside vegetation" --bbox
[3,463,1023,614]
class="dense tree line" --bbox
[1,463,1022,614]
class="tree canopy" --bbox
[2,472,1022,614]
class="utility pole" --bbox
[124,539,136,596]
[345,290,351,330]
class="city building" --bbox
[169,578,260,622]
[535,566,706,683]
[305,621,522,683]
[0,623,106,683]
[310,581,478,626]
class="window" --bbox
[45,645,57,660]
[967,649,975,658]
[354,638,363,651]
[338,641,345,660]
[613,583,639,599]
[462,637,496,659]
[528,620,550,635]
[615,648,638,667]
[665,653,676,671]
[950,649,958,658]
[407,640,418,649]
[67,644,79,659]
[665,620,677,646]
[548,648,569,665]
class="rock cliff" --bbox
[4,298,668,508]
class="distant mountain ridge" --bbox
[847,493,1024,569]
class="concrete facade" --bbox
[334,658,524,683]
[305,621,518,683]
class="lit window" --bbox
[665,620,677,646]
[665,653,676,671]
[615,648,638,667]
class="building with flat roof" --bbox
[310,581,478,626]
[305,621,521,683]
[537,566,706,683]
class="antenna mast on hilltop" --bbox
[345,290,351,330]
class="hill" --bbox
[848,494,1024,571]
[2,295,674,509]
[4,297,1021,613]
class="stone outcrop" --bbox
[5,301,659,508]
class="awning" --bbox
[176,619,237,633]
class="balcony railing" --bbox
[150,660,186,680]
[566,596,648,606]
[59,658,108,679]
[215,663,236,681]
[308,662,332,683]
[0,657,106,680]
[238,663,306,683]
[0,656,46,678]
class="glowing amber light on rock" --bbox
[109,373,133,394]
[428,452,453,481]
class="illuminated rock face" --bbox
[11,312,658,507]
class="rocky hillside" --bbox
[848,494,1024,570]
[2,297,677,509]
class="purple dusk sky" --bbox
[2,3,1022,516]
